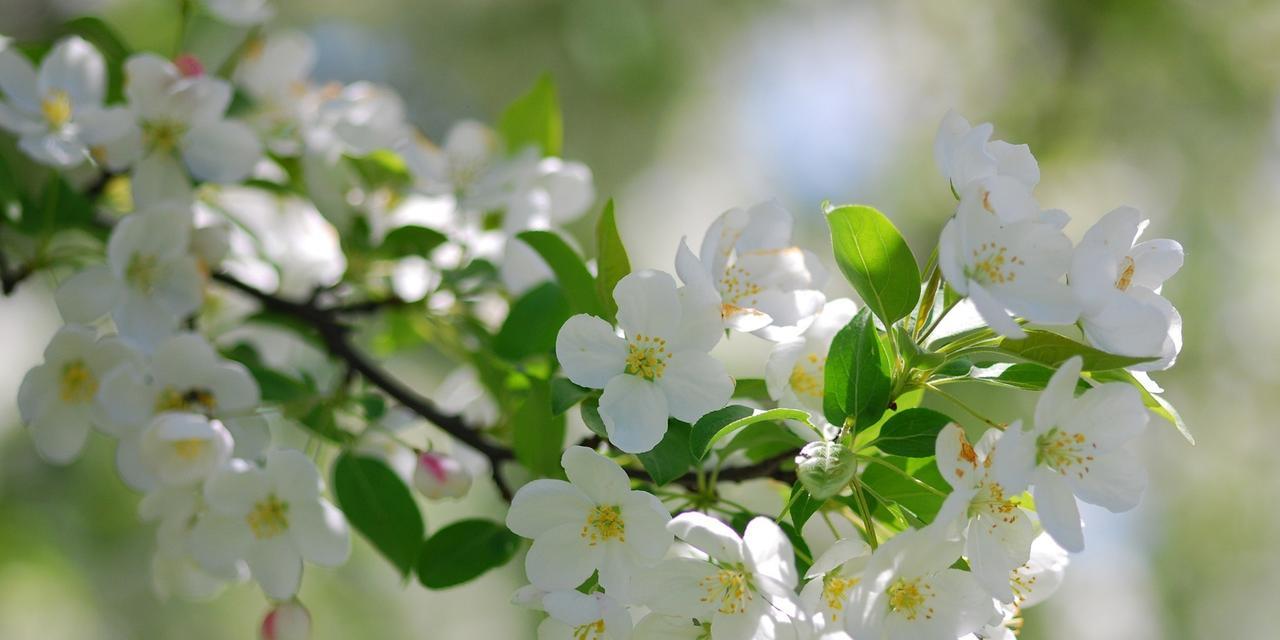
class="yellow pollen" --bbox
[625,334,668,381]
[966,242,1024,285]
[59,361,98,404]
[155,387,218,414]
[581,505,625,545]
[571,619,606,640]
[171,438,208,461]
[822,574,859,620]
[699,568,753,614]
[887,577,935,621]
[1115,256,1136,291]
[789,354,825,399]
[968,480,1021,522]
[41,91,73,128]
[719,265,763,306]
[1035,427,1096,478]
[246,494,290,539]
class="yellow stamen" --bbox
[1115,256,1136,291]
[171,438,208,461]
[966,242,1024,285]
[59,360,97,404]
[571,619,606,640]
[246,494,290,539]
[581,505,625,545]
[822,574,859,621]
[1035,427,1096,479]
[624,334,668,381]
[155,387,218,414]
[41,91,73,128]
[887,577,935,621]
[698,568,753,614]
[789,353,825,399]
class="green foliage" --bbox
[550,378,594,415]
[499,73,563,157]
[787,482,824,531]
[516,230,603,316]
[636,419,694,486]
[825,204,920,326]
[493,282,573,360]
[377,225,448,260]
[580,397,609,438]
[996,329,1157,371]
[870,408,952,458]
[417,519,521,589]
[823,308,892,430]
[594,200,630,324]
[511,379,567,477]
[859,456,949,523]
[349,149,413,191]
[970,362,1092,393]
[333,453,425,577]
[689,405,809,460]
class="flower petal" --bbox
[668,511,743,564]
[743,516,797,588]
[507,479,592,538]
[248,536,304,599]
[524,522,601,590]
[656,350,732,424]
[181,119,261,183]
[614,270,680,339]
[55,265,120,324]
[39,36,105,106]
[29,401,91,463]
[598,374,669,454]
[1032,469,1084,553]
[289,499,351,566]
[555,314,626,389]
[619,490,673,562]
[266,449,323,504]
[561,445,631,504]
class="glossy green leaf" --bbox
[859,457,949,523]
[378,225,448,259]
[594,200,630,323]
[788,482,824,531]
[580,397,609,438]
[970,362,1092,393]
[996,330,1158,371]
[637,420,694,486]
[826,204,920,325]
[516,230,602,316]
[550,378,593,415]
[333,453,425,576]
[512,380,567,477]
[690,406,809,460]
[823,308,892,430]
[417,519,521,589]
[493,282,572,360]
[871,408,952,458]
[498,73,562,157]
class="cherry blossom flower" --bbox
[934,110,1039,194]
[18,325,141,462]
[765,297,859,437]
[536,591,633,640]
[676,200,827,341]
[800,538,872,639]
[0,36,105,167]
[506,446,672,595]
[192,450,350,599]
[1070,206,1184,370]
[556,270,731,453]
[993,356,1149,552]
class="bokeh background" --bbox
[1,0,1277,638]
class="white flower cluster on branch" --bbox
[0,3,1190,639]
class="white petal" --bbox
[990,420,1034,494]
[657,350,732,424]
[598,374,669,454]
[1035,357,1083,434]
[634,557,719,619]
[116,433,159,491]
[204,458,268,514]
[967,282,1024,339]
[17,364,55,425]
[1129,238,1184,290]
[507,479,593,538]
[55,265,120,324]
[20,132,87,167]
[206,362,259,413]
[935,422,978,490]
[555,314,627,389]
[290,500,351,566]
[29,401,92,463]
[1061,381,1147,450]
[188,512,253,571]
[743,517,797,588]
[673,279,725,353]
[806,537,871,579]
[248,537,304,599]
[181,120,261,183]
[39,36,105,106]
[764,340,804,402]
[152,256,204,319]
[1080,291,1169,358]
[124,54,179,120]
[614,270,680,339]
[132,151,192,208]
[0,44,39,112]
[988,140,1039,187]
[265,449,323,504]
[619,490,673,562]
[1032,470,1084,553]
[668,511,744,564]
[561,445,631,504]
[525,522,601,590]
[1065,448,1146,512]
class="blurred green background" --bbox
[1,0,1276,637]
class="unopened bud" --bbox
[261,600,311,640]
[412,452,472,500]
[173,53,205,78]
[795,441,857,500]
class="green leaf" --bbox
[823,308,892,429]
[417,519,521,589]
[860,457,949,523]
[689,405,811,460]
[826,204,920,325]
[996,330,1158,371]
[550,378,593,415]
[731,378,770,403]
[1088,369,1194,444]
[594,200,630,323]
[969,362,1092,393]
[580,397,609,438]
[333,453,425,577]
[637,420,694,486]
[378,225,448,259]
[298,403,357,445]
[512,380,567,477]
[348,149,412,190]
[719,421,808,463]
[493,282,573,360]
[788,482,824,531]
[871,408,952,458]
[498,73,562,157]
[516,230,603,316]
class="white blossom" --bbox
[993,356,1149,552]
[506,446,672,595]
[764,297,859,438]
[0,36,105,167]
[234,31,316,156]
[536,591,633,640]
[799,538,872,639]
[1070,206,1184,370]
[934,110,1039,193]
[555,270,731,453]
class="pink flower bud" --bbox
[260,601,311,640]
[412,452,472,499]
[173,53,205,78]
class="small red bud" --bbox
[260,600,311,640]
[412,451,472,500]
[174,53,205,78]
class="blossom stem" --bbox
[848,471,878,549]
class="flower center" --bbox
[1035,427,1096,477]
[887,577,935,621]
[125,253,160,292]
[965,242,1023,285]
[581,505,625,545]
[41,91,73,128]
[698,567,753,615]
[789,353,825,399]
[143,121,186,152]
[246,493,290,539]
[155,387,218,415]
[822,573,859,620]
[171,438,208,461]
[968,480,1020,521]
[624,334,668,381]
[719,264,763,306]
[59,360,97,404]
[1115,256,1136,291]
[571,620,606,640]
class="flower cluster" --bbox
[2,5,1189,639]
